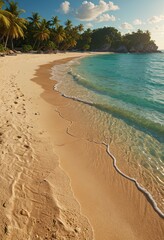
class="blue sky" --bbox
[14,0,164,49]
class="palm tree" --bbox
[28,12,41,28]
[65,19,72,30]
[54,25,66,49]
[6,0,24,17]
[4,0,26,49]
[41,18,51,29]
[0,0,11,31]
[77,24,84,32]
[4,14,27,48]
[33,19,50,48]
[26,12,41,48]
[51,16,60,29]
[64,37,77,50]
[63,20,76,50]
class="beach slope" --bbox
[0,53,163,240]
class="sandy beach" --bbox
[0,53,164,240]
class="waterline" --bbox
[51,53,164,215]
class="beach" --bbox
[0,53,163,240]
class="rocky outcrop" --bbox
[115,43,160,53]
[116,45,128,53]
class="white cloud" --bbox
[148,15,164,24]
[96,13,116,22]
[85,23,93,28]
[133,19,142,25]
[75,1,119,21]
[60,1,70,14]
[107,1,119,11]
[121,22,133,30]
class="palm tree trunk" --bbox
[5,33,9,48]
[0,34,5,43]
[33,38,37,49]
[11,38,14,50]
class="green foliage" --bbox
[122,30,158,52]
[90,27,122,51]
[83,44,90,51]
[0,43,6,52]
[28,12,41,28]
[53,25,66,47]
[6,1,25,17]
[34,19,50,42]
[0,1,159,53]
[22,44,33,52]
[0,0,12,29]
[77,29,92,51]
[82,27,158,52]
[51,16,60,29]
[44,41,57,51]
[5,15,27,39]
[1,1,27,49]
[61,23,82,50]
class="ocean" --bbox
[52,53,164,216]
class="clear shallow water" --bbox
[71,54,164,139]
[52,53,164,215]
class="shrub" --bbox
[46,41,57,51]
[0,44,6,52]
[22,44,33,52]
[82,44,90,51]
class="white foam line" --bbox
[104,142,164,218]
[53,84,94,105]
[62,93,94,105]
[55,89,164,219]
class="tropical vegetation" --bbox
[0,0,159,53]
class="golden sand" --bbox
[0,53,163,240]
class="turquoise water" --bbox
[71,54,164,141]
[52,53,164,215]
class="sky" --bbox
[12,0,164,49]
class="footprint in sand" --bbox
[20,209,29,217]
[24,145,30,149]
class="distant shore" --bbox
[0,53,163,240]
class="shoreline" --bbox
[0,53,163,240]
[51,55,164,218]
[32,56,164,239]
